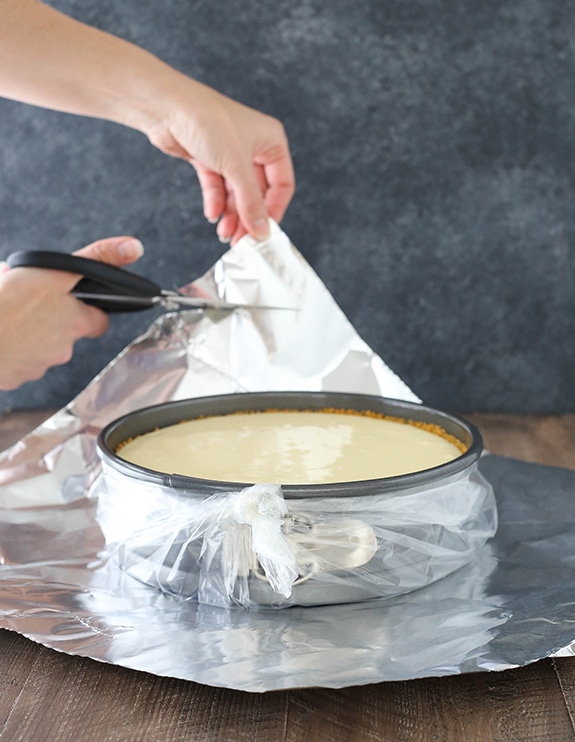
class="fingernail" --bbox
[218,234,231,244]
[118,238,144,260]
[252,218,270,242]
[0,261,9,272]
[206,215,219,224]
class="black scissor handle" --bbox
[6,250,162,313]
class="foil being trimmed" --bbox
[0,222,574,692]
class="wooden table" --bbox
[0,410,574,741]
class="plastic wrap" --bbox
[94,458,497,608]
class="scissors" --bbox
[6,250,291,313]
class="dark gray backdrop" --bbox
[1,0,574,413]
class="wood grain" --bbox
[466,413,575,471]
[285,664,574,742]
[0,408,56,450]
[0,411,574,741]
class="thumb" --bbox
[74,236,144,267]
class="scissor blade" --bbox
[73,292,295,312]
[72,291,237,311]
[167,294,296,311]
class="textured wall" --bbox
[1,0,574,413]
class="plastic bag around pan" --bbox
[93,459,497,608]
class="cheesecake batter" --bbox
[117,409,465,484]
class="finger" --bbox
[54,293,110,341]
[217,213,239,244]
[83,315,110,339]
[74,236,144,267]
[262,163,296,224]
[224,153,270,242]
[230,224,248,246]
[234,189,270,242]
[229,164,269,243]
[255,145,295,224]
[192,162,227,224]
[75,300,110,339]
[209,181,241,244]
[216,187,240,244]
[46,236,144,295]
[225,166,273,245]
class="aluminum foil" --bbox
[0,221,574,691]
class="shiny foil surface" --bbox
[0,223,574,691]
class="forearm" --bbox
[0,0,295,242]
[0,0,187,136]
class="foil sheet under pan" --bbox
[0,222,574,691]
